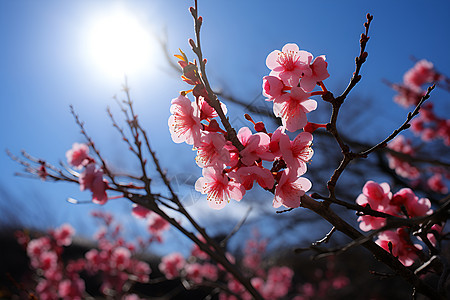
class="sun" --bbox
[86,9,152,78]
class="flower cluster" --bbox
[410,102,450,146]
[356,181,442,266]
[169,43,329,209]
[83,211,152,296]
[293,257,349,300]
[66,143,109,204]
[386,136,420,180]
[263,43,328,131]
[386,59,450,194]
[159,232,294,300]
[20,224,84,300]
[392,59,441,108]
[18,212,153,299]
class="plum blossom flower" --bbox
[403,59,439,88]
[131,204,150,219]
[201,263,219,281]
[391,188,432,218]
[262,76,285,100]
[266,43,312,86]
[66,143,91,169]
[198,96,227,120]
[238,127,274,166]
[185,263,203,284]
[386,135,420,179]
[392,84,424,108]
[195,131,230,167]
[159,253,185,279]
[273,86,317,132]
[79,163,108,204]
[27,237,51,259]
[279,131,313,175]
[53,224,75,246]
[195,166,245,209]
[58,275,85,299]
[268,126,285,158]
[428,173,448,194]
[229,166,274,190]
[131,261,151,283]
[147,212,170,236]
[355,181,391,211]
[376,228,422,266]
[111,247,131,271]
[273,168,312,208]
[300,55,330,92]
[357,214,387,232]
[168,94,203,147]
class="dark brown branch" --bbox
[300,194,443,299]
[189,1,244,152]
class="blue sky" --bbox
[1,0,449,252]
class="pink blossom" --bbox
[53,223,75,246]
[79,163,108,204]
[426,224,443,247]
[262,76,285,100]
[421,128,436,141]
[266,43,312,86]
[386,136,420,179]
[300,55,330,92]
[131,204,150,219]
[224,141,239,168]
[357,214,387,232]
[168,94,203,147]
[230,166,274,190]
[279,131,313,175]
[79,163,96,191]
[159,252,185,279]
[403,59,437,88]
[376,228,422,266]
[36,279,58,300]
[195,166,245,209]
[201,263,219,281]
[437,119,450,146]
[268,126,284,158]
[58,275,85,299]
[91,170,108,205]
[273,168,312,208]
[27,236,51,259]
[264,266,294,299]
[66,143,90,169]
[428,173,448,194]
[393,84,424,108]
[185,263,203,284]
[332,275,350,289]
[130,260,151,283]
[196,131,230,167]
[355,181,391,211]
[198,96,227,120]
[273,86,317,132]
[243,237,266,271]
[39,251,58,271]
[147,212,170,236]
[238,127,274,166]
[111,247,131,270]
[391,188,432,217]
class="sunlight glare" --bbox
[87,10,152,78]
